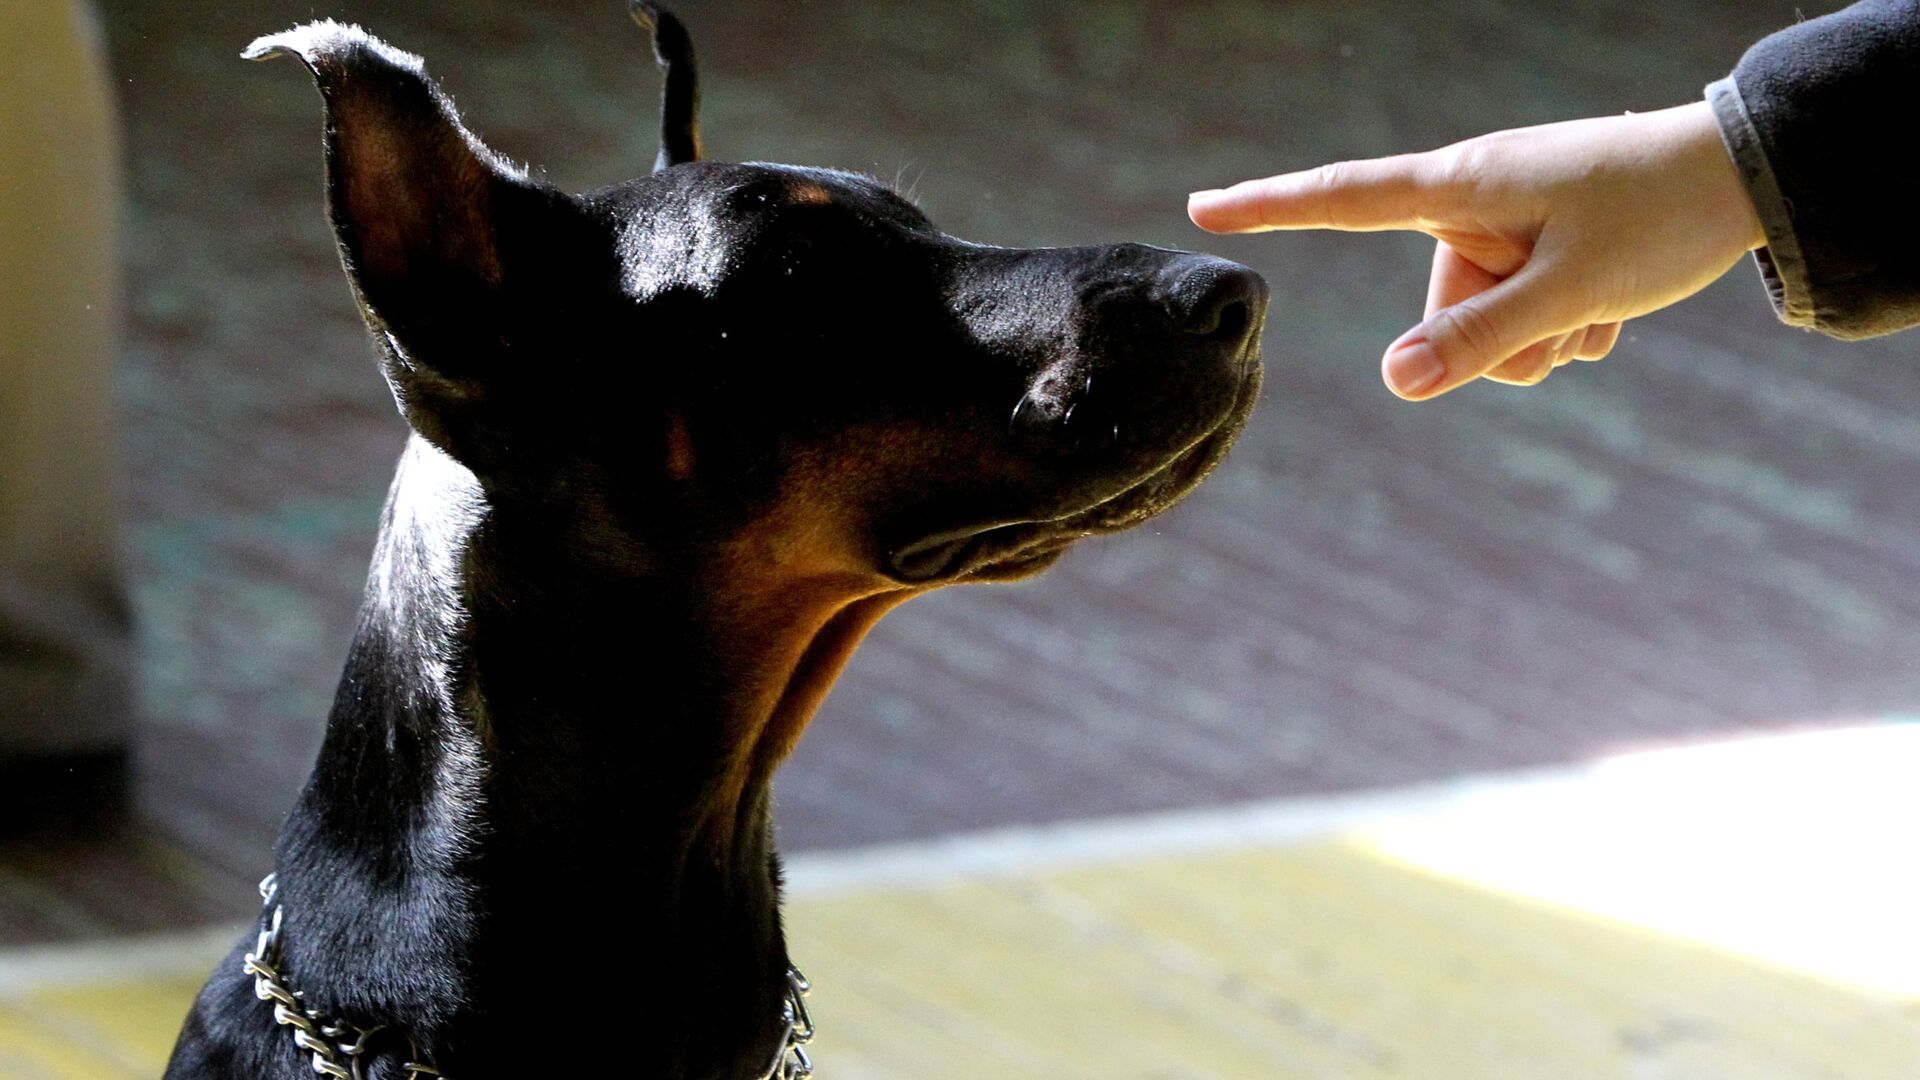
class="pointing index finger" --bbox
[1188,152,1452,235]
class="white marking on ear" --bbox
[243,19,401,68]
[243,19,532,184]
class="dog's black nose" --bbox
[1163,256,1268,350]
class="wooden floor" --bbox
[7,726,1917,1078]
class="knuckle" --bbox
[1313,160,1353,191]
[1306,160,1354,216]
[1401,149,1467,230]
[1443,138,1499,190]
[1431,143,1475,189]
[1442,136,1523,220]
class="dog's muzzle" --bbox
[887,249,1268,583]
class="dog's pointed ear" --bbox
[628,2,701,172]
[245,22,579,384]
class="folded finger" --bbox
[1575,320,1622,360]
[1481,332,1568,386]
[1425,240,1502,319]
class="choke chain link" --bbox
[762,966,815,1080]
[243,874,445,1080]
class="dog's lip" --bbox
[887,360,1262,582]
[894,420,1221,576]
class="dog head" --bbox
[246,4,1265,593]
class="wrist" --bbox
[1673,99,1766,252]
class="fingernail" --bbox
[1187,189,1227,212]
[1383,338,1445,397]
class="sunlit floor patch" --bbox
[4,723,1917,1078]
[795,839,1918,1079]
[1357,722,1920,999]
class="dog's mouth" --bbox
[888,363,1263,583]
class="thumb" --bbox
[1382,260,1583,400]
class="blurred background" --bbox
[3,0,1917,1076]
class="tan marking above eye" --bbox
[787,182,833,206]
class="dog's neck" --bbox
[271,435,897,1074]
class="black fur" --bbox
[167,8,1266,1078]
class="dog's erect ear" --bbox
[245,22,582,393]
[629,2,702,172]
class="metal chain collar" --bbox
[243,874,445,1080]
[761,967,816,1080]
[243,873,818,1079]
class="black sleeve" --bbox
[1707,0,1920,339]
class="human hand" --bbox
[1188,102,1766,399]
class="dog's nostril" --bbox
[1205,299,1251,343]
[1170,260,1268,345]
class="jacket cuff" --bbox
[1705,75,1815,330]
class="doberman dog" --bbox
[165,4,1265,1077]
